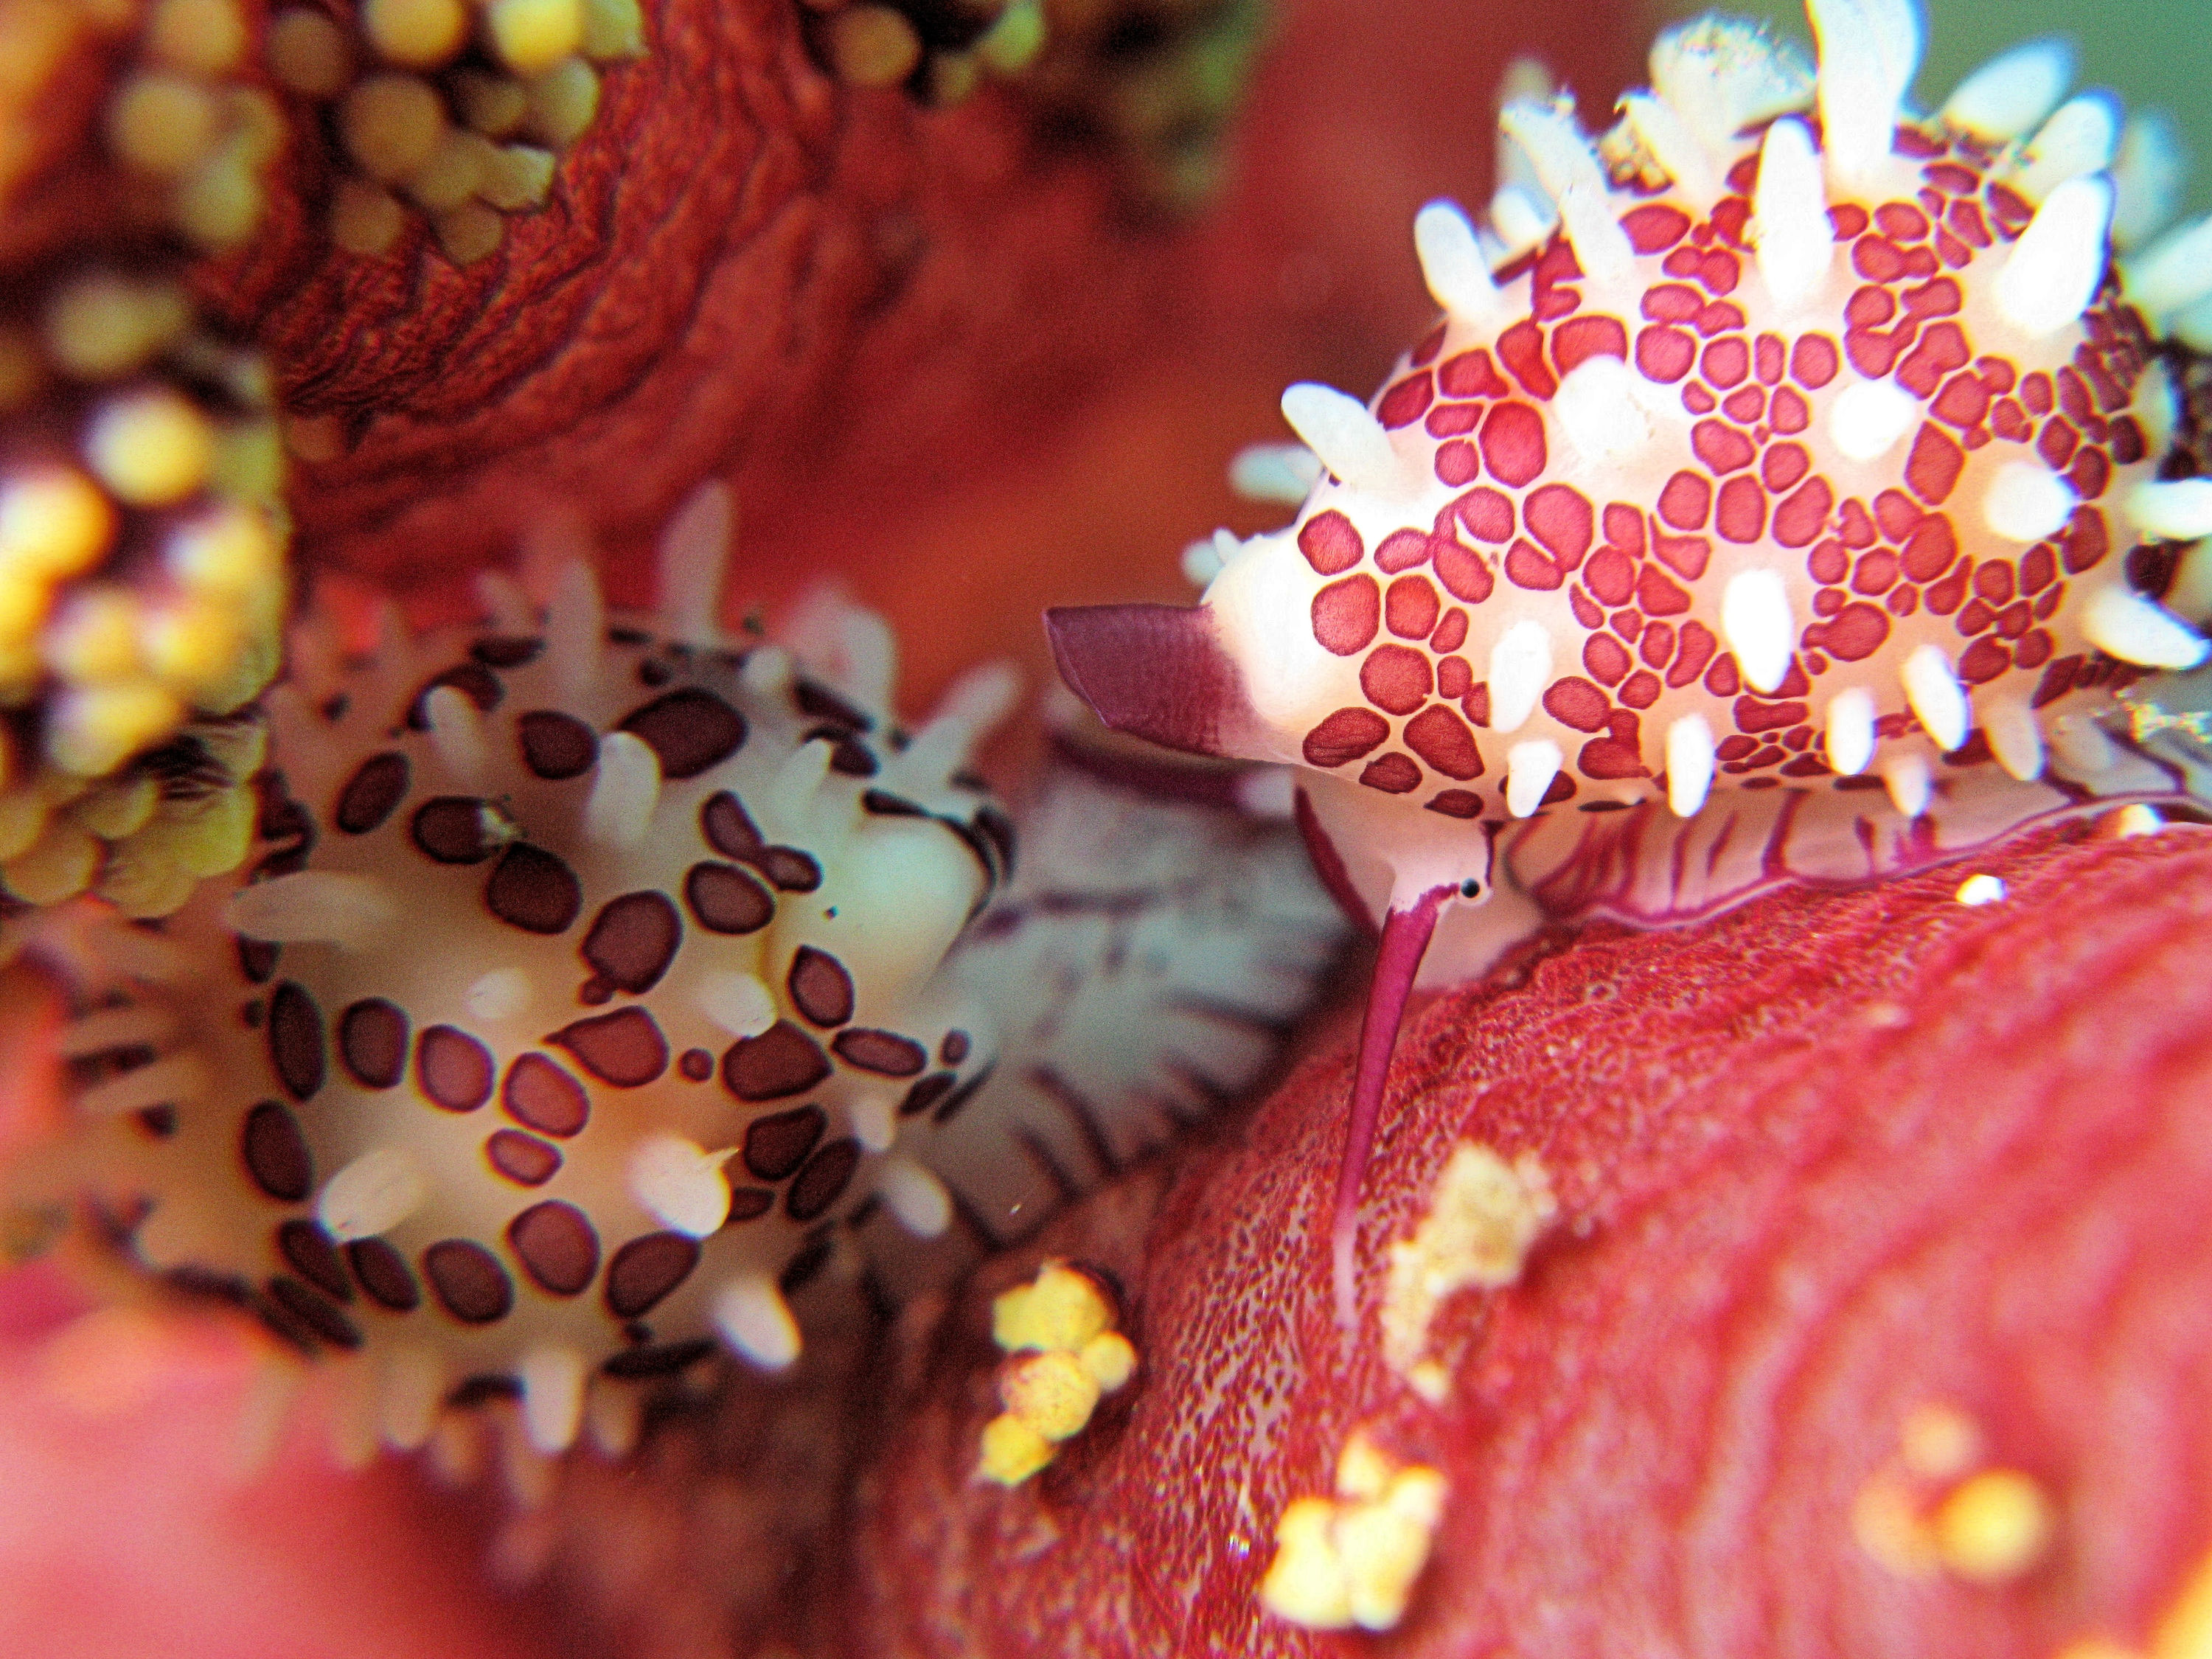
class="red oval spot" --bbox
[1820,602,1890,661]
[1905,423,1965,504]
[1789,334,1840,388]
[1638,565,1691,616]
[1653,470,1710,532]
[1621,204,1691,252]
[1375,529,1438,573]
[1431,608,1468,653]
[1585,546,1636,606]
[1435,441,1479,485]
[2060,507,2108,574]
[1635,326,1696,383]
[1303,708,1390,768]
[1360,644,1433,715]
[1497,321,1557,399]
[1523,484,1593,568]
[1959,637,2012,683]
[1480,403,1548,487]
[1377,372,1434,429]
[1651,531,1710,582]
[1692,421,1756,474]
[1773,478,1833,548]
[1715,476,1767,543]
[1435,543,1495,604]
[1583,633,1631,686]
[1761,444,1809,493]
[1702,336,1749,388]
[1504,540,1563,592]
[1402,705,1484,779]
[1438,349,1509,399]
[1552,315,1629,375]
[1298,510,1363,574]
[1543,677,1611,733]
[1454,487,1514,543]
[1385,577,1441,640]
[1312,577,1380,655]
[1359,754,1422,794]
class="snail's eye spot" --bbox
[1460,878,1483,900]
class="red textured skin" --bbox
[849,824,2212,1656]
[205,0,1638,716]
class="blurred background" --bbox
[1652,0,2210,215]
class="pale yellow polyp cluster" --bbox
[0,264,285,908]
[1258,1430,1447,1632]
[801,0,1046,104]
[1380,1142,1557,1402]
[265,0,645,264]
[975,1259,1137,1485]
[1851,1402,2055,1587]
[102,0,285,251]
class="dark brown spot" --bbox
[487,1129,562,1186]
[335,753,408,835]
[416,1025,495,1111]
[619,688,747,779]
[787,1138,861,1222]
[725,1186,775,1222]
[236,936,279,984]
[723,1021,832,1101]
[780,1234,833,1293]
[900,1072,959,1116]
[795,677,874,731]
[410,796,501,864]
[604,1232,700,1318]
[265,1277,362,1349]
[407,661,503,728]
[678,1047,714,1081]
[470,635,543,668]
[602,1338,715,1379]
[684,861,773,933]
[787,946,855,1027]
[547,1008,667,1086]
[503,1052,589,1136]
[242,1102,311,1200]
[423,1239,515,1324]
[831,1028,927,1077]
[581,891,681,994]
[506,1200,600,1295]
[485,844,582,933]
[743,1104,826,1182]
[941,1030,970,1065]
[276,1219,352,1301]
[517,710,597,779]
[338,998,408,1089]
[820,731,878,776]
[347,1238,420,1310]
[700,790,763,858]
[755,847,823,892]
[267,983,325,1101]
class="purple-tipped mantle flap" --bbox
[1045,603,1264,762]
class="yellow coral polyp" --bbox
[84,387,216,507]
[975,1412,1056,1486]
[1259,1434,1449,1633]
[991,1259,1114,1353]
[489,0,587,78]
[46,678,185,778]
[0,467,116,584]
[977,1259,1138,1485]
